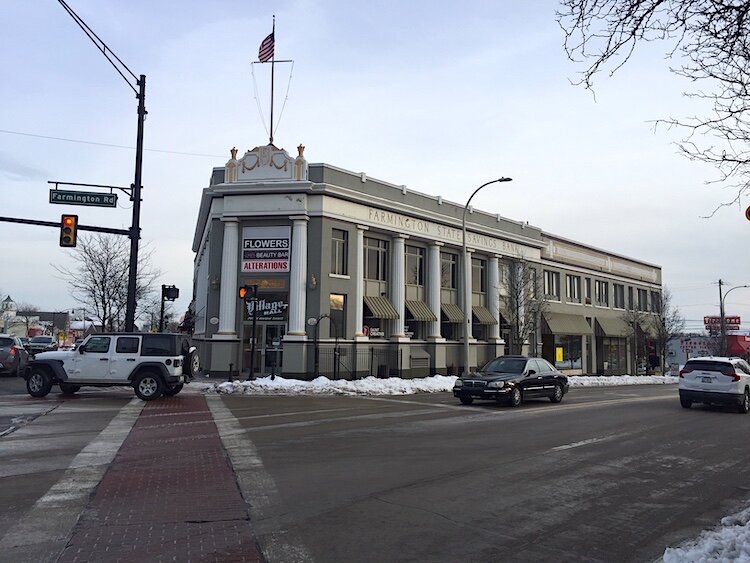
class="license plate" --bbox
[701,376,712,383]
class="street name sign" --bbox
[49,189,118,208]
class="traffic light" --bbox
[59,214,78,247]
[239,284,257,302]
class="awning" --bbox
[405,300,438,322]
[638,321,658,339]
[595,317,629,337]
[363,295,399,319]
[543,313,592,335]
[440,303,465,323]
[472,305,498,325]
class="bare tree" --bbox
[649,287,686,372]
[53,234,161,331]
[558,1,750,211]
[621,305,652,374]
[14,302,39,336]
[499,259,548,355]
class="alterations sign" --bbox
[242,226,291,273]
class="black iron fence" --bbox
[303,342,403,380]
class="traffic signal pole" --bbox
[125,75,146,332]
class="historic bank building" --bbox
[191,143,663,379]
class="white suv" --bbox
[24,333,201,401]
[679,356,750,413]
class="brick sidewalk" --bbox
[58,395,263,563]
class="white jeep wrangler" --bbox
[24,333,201,401]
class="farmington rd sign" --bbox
[49,189,118,208]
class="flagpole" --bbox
[269,15,275,145]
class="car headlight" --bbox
[487,381,505,389]
[453,379,463,387]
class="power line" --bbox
[0,129,224,159]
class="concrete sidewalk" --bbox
[58,394,263,563]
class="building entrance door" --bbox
[242,323,286,377]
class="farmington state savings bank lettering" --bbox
[367,209,525,255]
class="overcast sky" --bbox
[1,0,747,332]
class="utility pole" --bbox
[719,279,726,356]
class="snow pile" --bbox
[569,375,678,387]
[199,373,677,396]
[663,505,750,562]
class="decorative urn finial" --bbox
[297,144,305,157]
[230,146,238,160]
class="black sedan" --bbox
[0,335,30,376]
[453,355,569,406]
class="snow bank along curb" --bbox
[197,374,678,396]
[663,504,750,562]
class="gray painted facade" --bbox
[191,143,662,379]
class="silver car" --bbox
[0,335,29,376]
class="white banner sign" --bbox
[242,226,291,273]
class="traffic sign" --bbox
[49,189,117,208]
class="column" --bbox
[427,242,443,339]
[463,248,474,341]
[354,226,368,338]
[488,255,501,341]
[217,217,239,335]
[390,234,407,338]
[287,216,308,336]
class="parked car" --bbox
[24,332,201,401]
[26,336,58,356]
[0,334,30,376]
[678,356,750,413]
[453,355,569,406]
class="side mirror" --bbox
[527,369,536,376]
[78,345,86,354]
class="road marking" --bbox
[208,396,314,563]
[0,398,143,560]
[550,432,631,451]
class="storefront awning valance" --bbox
[363,296,399,319]
[543,313,592,335]
[440,303,465,323]
[472,305,498,325]
[596,317,629,337]
[405,300,438,322]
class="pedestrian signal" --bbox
[59,214,78,247]
[239,285,258,302]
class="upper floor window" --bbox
[585,278,592,304]
[472,258,486,293]
[331,229,348,275]
[544,270,560,300]
[364,237,388,282]
[637,288,648,311]
[441,252,458,289]
[566,275,581,303]
[650,291,661,314]
[595,280,609,307]
[628,287,634,309]
[405,245,425,286]
[613,284,625,309]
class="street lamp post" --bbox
[462,177,513,376]
[720,284,750,355]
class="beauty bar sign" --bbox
[242,226,291,273]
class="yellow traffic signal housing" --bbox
[60,214,78,247]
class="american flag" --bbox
[258,32,274,62]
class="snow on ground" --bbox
[663,505,750,562]
[198,373,678,396]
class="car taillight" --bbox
[721,366,741,381]
[679,367,691,378]
[9,346,16,357]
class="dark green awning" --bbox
[405,300,438,322]
[472,305,498,325]
[440,303,465,323]
[363,295,399,319]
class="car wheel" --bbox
[27,368,52,398]
[509,387,522,407]
[459,396,474,405]
[163,383,184,397]
[550,384,564,403]
[680,397,693,409]
[59,383,81,395]
[738,389,750,414]
[185,349,201,378]
[133,372,165,401]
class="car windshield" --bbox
[30,336,53,344]
[478,357,527,374]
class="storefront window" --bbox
[553,335,582,369]
[330,294,346,338]
[602,337,627,373]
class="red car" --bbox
[0,334,30,377]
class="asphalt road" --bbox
[217,385,750,563]
[2,381,749,562]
